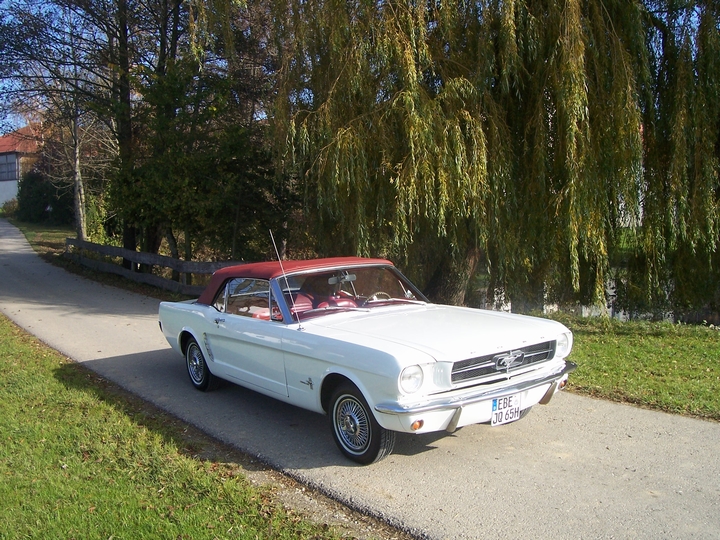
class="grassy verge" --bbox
[7,220,73,257]
[0,314,344,539]
[556,315,720,421]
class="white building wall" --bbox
[0,153,20,205]
[0,180,18,205]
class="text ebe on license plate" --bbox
[491,393,521,426]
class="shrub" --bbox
[16,171,73,224]
[1,198,18,217]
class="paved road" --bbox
[1,218,719,539]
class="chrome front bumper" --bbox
[374,361,577,422]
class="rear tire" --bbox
[329,383,395,464]
[185,337,217,391]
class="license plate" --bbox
[491,393,522,426]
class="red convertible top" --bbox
[197,257,393,305]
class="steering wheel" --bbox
[361,291,391,306]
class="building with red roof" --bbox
[0,126,40,205]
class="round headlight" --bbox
[400,365,424,394]
[556,332,573,357]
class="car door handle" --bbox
[214,318,225,325]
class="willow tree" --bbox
[626,0,720,317]
[272,0,649,308]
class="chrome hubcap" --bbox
[188,346,204,383]
[336,396,369,453]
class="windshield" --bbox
[278,266,426,321]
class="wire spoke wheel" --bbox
[329,383,395,464]
[187,343,205,385]
[185,337,217,391]
[335,395,371,453]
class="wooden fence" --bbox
[64,238,241,296]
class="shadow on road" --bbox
[54,350,447,473]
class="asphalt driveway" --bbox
[1,218,718,539]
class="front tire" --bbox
[329,383,395,464]
[185,337,217,391]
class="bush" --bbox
[1,198,18,217]
[16,171,73,224]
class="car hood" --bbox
[306,304,569,363]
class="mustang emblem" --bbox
[494,351,525,372]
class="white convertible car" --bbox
[159,257,575,464]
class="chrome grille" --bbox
[451,341,556,384]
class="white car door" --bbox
[204,278,288,397]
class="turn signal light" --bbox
[411,420,424,431]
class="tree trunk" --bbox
[183,229,192,285]
[165,228,180,282]
[423,246,482,306]
[122,224,137,271]
[116,0,135,269]
[72,117,87,241]
[139,224,163,273]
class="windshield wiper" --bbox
[363,298,426,306]
[303,306,371,315]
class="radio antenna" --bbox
[270,230,302,328]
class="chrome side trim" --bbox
[375,361,577,416]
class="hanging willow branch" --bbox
[273,0,719,310]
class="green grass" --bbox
[7,220,73,256]
[0,315,343,539]
[556,315,720,421]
